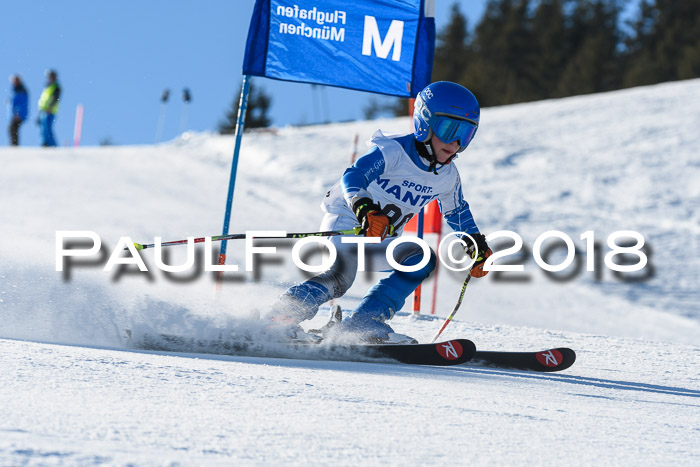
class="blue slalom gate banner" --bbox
[218,0,435,275]
[244,0,435,97]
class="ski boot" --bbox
[264,293,322,344]
[308,304,343,338]
[333,297,417,344]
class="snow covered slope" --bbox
[1,79,699,464]
[1,329,698,465]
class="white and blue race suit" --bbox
[283,130,482,330]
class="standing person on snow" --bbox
[267,81,492,343]
[7,74,29,146]
[38,69,61,147]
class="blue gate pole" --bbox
[217,75,251,272]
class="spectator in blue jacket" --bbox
[8,75,29,146]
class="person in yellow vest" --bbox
[38,69,61,147]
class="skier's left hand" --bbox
[353,197,394,240]
[465,233,492,278]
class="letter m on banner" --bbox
[243,0,435,97]
[363,16,404,61]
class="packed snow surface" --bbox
[1,79,699,464]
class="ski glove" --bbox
[465,233,492,278]
[353,197,393,240]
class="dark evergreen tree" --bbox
[419,0,699,108]
[556,0,624,96]
[386,98,410,117]
[362,96,408,119]
[530,0,568,99]
[433,3,472,83]
[624,0,700,87]
[218,79,272,133]
[460,0,514,106]
[500,0,539,102]
[460,0,539,106]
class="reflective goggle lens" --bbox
[432,116,478,147]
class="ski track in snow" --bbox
[1,79,699,464]
[1,331,698,465]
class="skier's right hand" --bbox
[353,197,393,240]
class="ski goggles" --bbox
[431,115,478,148]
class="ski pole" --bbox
[155,89,170,143]
[431,274,472,343]
[130,227,362,251]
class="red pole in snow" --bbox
[350,133,359,164]
[73,104,84,147]
[430,231,442,315]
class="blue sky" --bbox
[2,1,488,147]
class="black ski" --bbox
[469,347,576,372]
[340,339,476,366]
[128,329,476,366]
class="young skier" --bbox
[268,81,492,342]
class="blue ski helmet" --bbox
[413,81,480,153]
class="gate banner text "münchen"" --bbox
[243,0,435,97]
